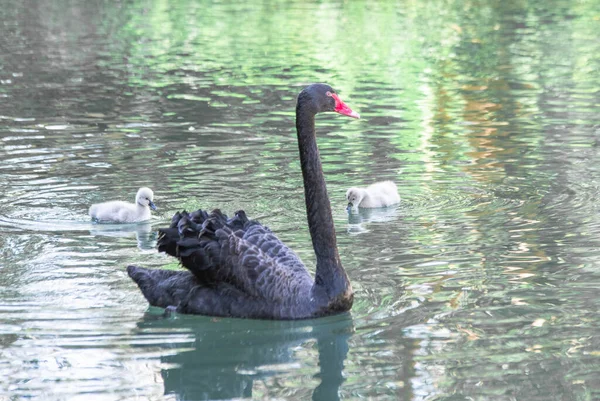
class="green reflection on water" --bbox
[2,0,600,400]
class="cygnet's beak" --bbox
[346,202,354,211]
[149,200,157,211]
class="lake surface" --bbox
[2,0,600,399]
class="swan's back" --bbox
[358,181,400,208]
[130,209,315,317]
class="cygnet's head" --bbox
[346,188,365,211]
[136,187,157,210]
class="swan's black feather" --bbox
[155,209,313,306]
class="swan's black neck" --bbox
[296,103,350,299]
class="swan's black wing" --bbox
[156,209,314,305]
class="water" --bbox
[2,0,600,399]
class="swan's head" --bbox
[346,187,366,211]
[136,187,157,210]
[298,84,360,119]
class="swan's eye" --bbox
[326,91,332,97]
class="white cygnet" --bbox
[89,187,157,223]
[346,181,400,211]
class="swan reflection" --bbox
[134,312,353,401]
[89,221,157,249]
[347,206,400,234]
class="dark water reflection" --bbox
[136,313,353,401]
[2,0,600,399]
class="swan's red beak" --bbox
[331,93,360,119]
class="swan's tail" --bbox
[128,264,286,318]
[126,265,198,308]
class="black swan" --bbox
[127,83,359,319]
